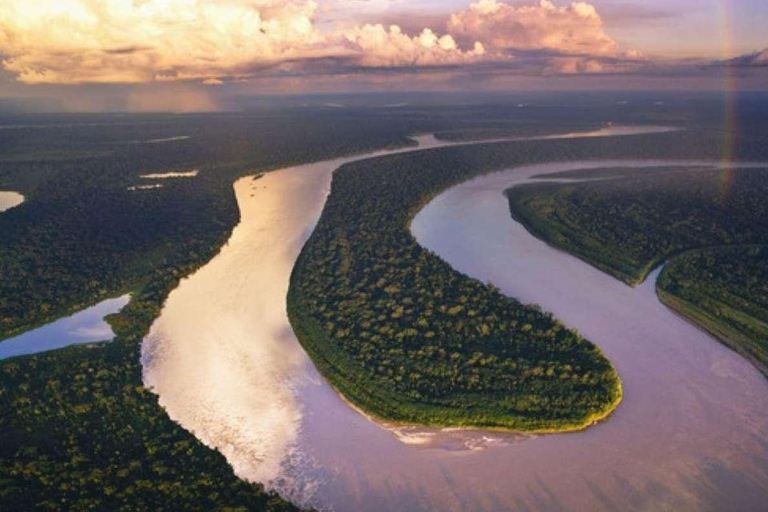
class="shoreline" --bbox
[324,369,623,437]
[505,171,768,379]
[657,285,768,379]
[0,190,24,213]
[145,126,702,506]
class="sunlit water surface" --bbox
[143,127,768,510]
[0,191,24,212]
[411,160,768,511]
[141,135,453,503]
[0,295,130,361]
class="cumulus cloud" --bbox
[448,0,616,54]
[343,25,485,67]
[447,0,643,72]
[0,0,328,84]
[0,0,646,84]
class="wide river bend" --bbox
[142,129,768,511]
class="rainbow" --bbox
[718,0,737,202]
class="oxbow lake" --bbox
[0,191,24,213]
[0,295,130,361]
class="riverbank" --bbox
[143,128,768,511]
[288,269,623,433]
[286,128,686,435]
[409,158,768,512]
[656,246,768,378]
[0,294,130,361]
[287,190,623,432]
[505,167,768,377]
[0,191,23,212]
[656,286,768,377]
[140,136,453,505]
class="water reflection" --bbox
[0,191,24,212]
[410,160,768,511]
[141,136,451,505]
[140,129,768,511]
[0,295,130,360]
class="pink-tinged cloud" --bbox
[0,0,329,84]
[0,0,663,85]
[725,48,768,67]
[448,0,617,54]
[448,0,643,72]
[343,25,485,67]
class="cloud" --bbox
[343,25,485,67]
[723,48,768,68]
[0,0,648,85]
[447,0,642,72]
[597,3,677,27]
[0,0,329,84]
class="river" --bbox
[1,190,130,359]
[411,160,768,511]
[0,191,24,213]
[0,295,131,361]
[142,128,768,511]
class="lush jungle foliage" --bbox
[0,136,306,510]
[0,113,419,340]
[507,167,768,377]
[2,96,768,505]
[0,338,303,511]
[289,109,768,430]
[0,103,619,507]
[658,246,768,375]
[507,168,768,285]
[0,109,428,509]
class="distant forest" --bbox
[507,166,768,376]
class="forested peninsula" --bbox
[288,129,768,431]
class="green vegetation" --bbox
[0,110,425,509]
[506,167,768,376]
[289,152,623,433]
[2,99,768,504]
[0,114,417,341]
[0,168,241,340]
[507,167,768,285]
[658,246,768,375]
[4,106,614,506]
[288,118,768,430]
[0,165,304,510]
[0,340,303,511]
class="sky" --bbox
[0,0,766,111]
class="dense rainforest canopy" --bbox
[289,154,623,429]
[0,108,433,509]
[506,167,768,376]
[0,104,618,507]
[288,120,768,430]
[2,96,768,507]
